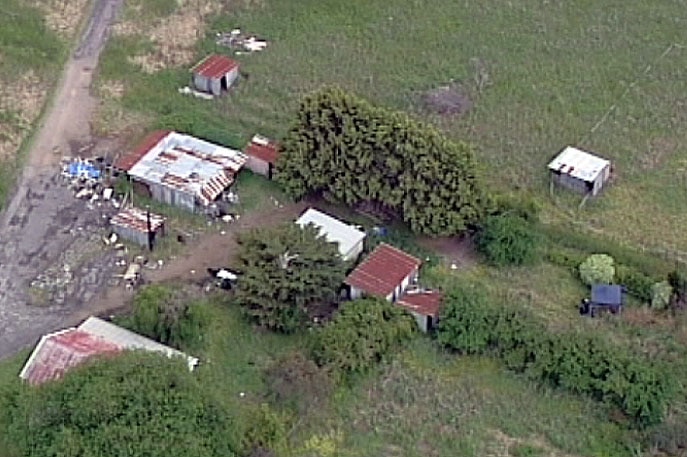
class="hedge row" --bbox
[437,286,675,427]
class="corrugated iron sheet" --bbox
[110,207,165,233]
[345,243,421,298]
[191,54,239,80]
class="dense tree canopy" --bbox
[235,223,347,332]
[277,87,489,236]
[1,353,237,457]
[476,214,539,266]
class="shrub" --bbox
[651,281,673,310]
[311,298,416,376]
[615,264,654,303]
[476,214,539,266]
[119,284,209,351]
[264,351,334,414]
[240,403,289,456]
[0,353,237,457]
[579,254,615,286]
[437,285,675,427]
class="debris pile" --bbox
[216,29,268,55]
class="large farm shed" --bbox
[110,207,165,247]
[548,146,611,196]
[114,131,247,212]
[244,135,280,179]
[345,243,421,302]
[19,317,198,385]
[296,208,366,262]
[191,54,240,96]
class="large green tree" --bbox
[235,223,346,332]
[1,353,237,457]
[276,87,488,236]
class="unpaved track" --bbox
[0,0,124,360]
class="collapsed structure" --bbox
[114,131,247,212]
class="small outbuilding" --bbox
[397,290,443,333]
[296,208,366,262]
[114,130,247,212]
[110,207,165,248]
[579,284,625,317]
[548,146,611,196]
[244,135,279,179]
[19,317,198,385]
[190,54,240,96]
[345,243,421,302]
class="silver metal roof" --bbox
[128,132,248,206]
[548,146,610,183]
[296,208,366,259]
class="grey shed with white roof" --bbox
[296,208,366,262]
[548,146,611,196]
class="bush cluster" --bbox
[476,214,540,266]
[311,298,416,376]
[437,285,675,427]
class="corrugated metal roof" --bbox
[548,146,610,183]
[123,131,247,207]
[110,207,165,233]
[19,317,199,385]
[245,135,280,164]
[345,243,421,297]
[296,208,366,259]
[397,290,443,317]
[79,317,198,371]
[19,329,122,385]
[191,54,239,79]
[115,130,172,172]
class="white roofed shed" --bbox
[548,146,611,196]
[296,208,366,262]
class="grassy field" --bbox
[98,0,687,254]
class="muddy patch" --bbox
[422,83,473,117]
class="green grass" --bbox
[0,0,69,208]
[233,171,291,214]
[99,0,687,254]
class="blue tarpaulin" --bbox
[67,162,100,180]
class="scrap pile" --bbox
[216,29,268,54]
[60,157,120,210]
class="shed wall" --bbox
[192,74,210,93]
[246,156,270,177]
[341,240,364,262]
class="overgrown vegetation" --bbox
[277,87,488,236]
[0,352,238,457]
[116,284,209,351]
[311,298,416,377]
[579,254,616,286]
[437,284,675,427]
[476,214,539,266]
[235,223,347,332]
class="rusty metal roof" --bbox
[344,243,421,298]
[115,130,172,171]
[397,290,443,317]
[110,207,165,233]
[244,135,280,164]
[19,329,122,385]
[121,131,247,206]
[191,54,239,79]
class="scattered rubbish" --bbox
[371,226,388,237]
[220,230,226,235]
[103,188,113,200]
[207,267,241,290]
[190,269,196,275]
[216,29,268,53]
[178,86,214,100]
[65,158,101,180]
[221,215,233,223]
[75,188,93,199]
[450,263,458,270]
[157,259,164,267]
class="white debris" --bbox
[103,188,114,200]
[450,263,458,270]
[221,215,233,223]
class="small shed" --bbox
[397,290,443,333]
[244,135,279,179]
[110,207,165,247]
[296,208,366,262]
[548,146,611,196]
[190,54,240,96]
[345,243,421,302]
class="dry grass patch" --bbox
[115,0,221,73]
[0,71,46,159]
[33,0,89,37]
[488,429,583,457]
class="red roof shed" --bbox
[114,130,171,172]
[191,54,239,79]
[397,291,443,318]
[245,136,280,165]
[345,243,421,298]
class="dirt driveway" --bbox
[0,0,125,360]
